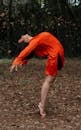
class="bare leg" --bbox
[38,75,55,117]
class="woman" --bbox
[10,32,64,118]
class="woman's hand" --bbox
[9,64,18,72]
[9,64,22,72]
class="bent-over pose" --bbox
[10,32,64,118]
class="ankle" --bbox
[39,102,44,110]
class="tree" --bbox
[0,0,3,5]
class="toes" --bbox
[38,103,46,118]
[41,113,46,118]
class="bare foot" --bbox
[38,102,46,118]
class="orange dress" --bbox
[12,32,64,76]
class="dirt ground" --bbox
[0,58,81,130]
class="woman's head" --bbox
[18,34,33,43]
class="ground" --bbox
[0,58,81,130]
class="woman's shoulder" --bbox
[37,32,52,37]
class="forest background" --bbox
[0,0,81,58]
